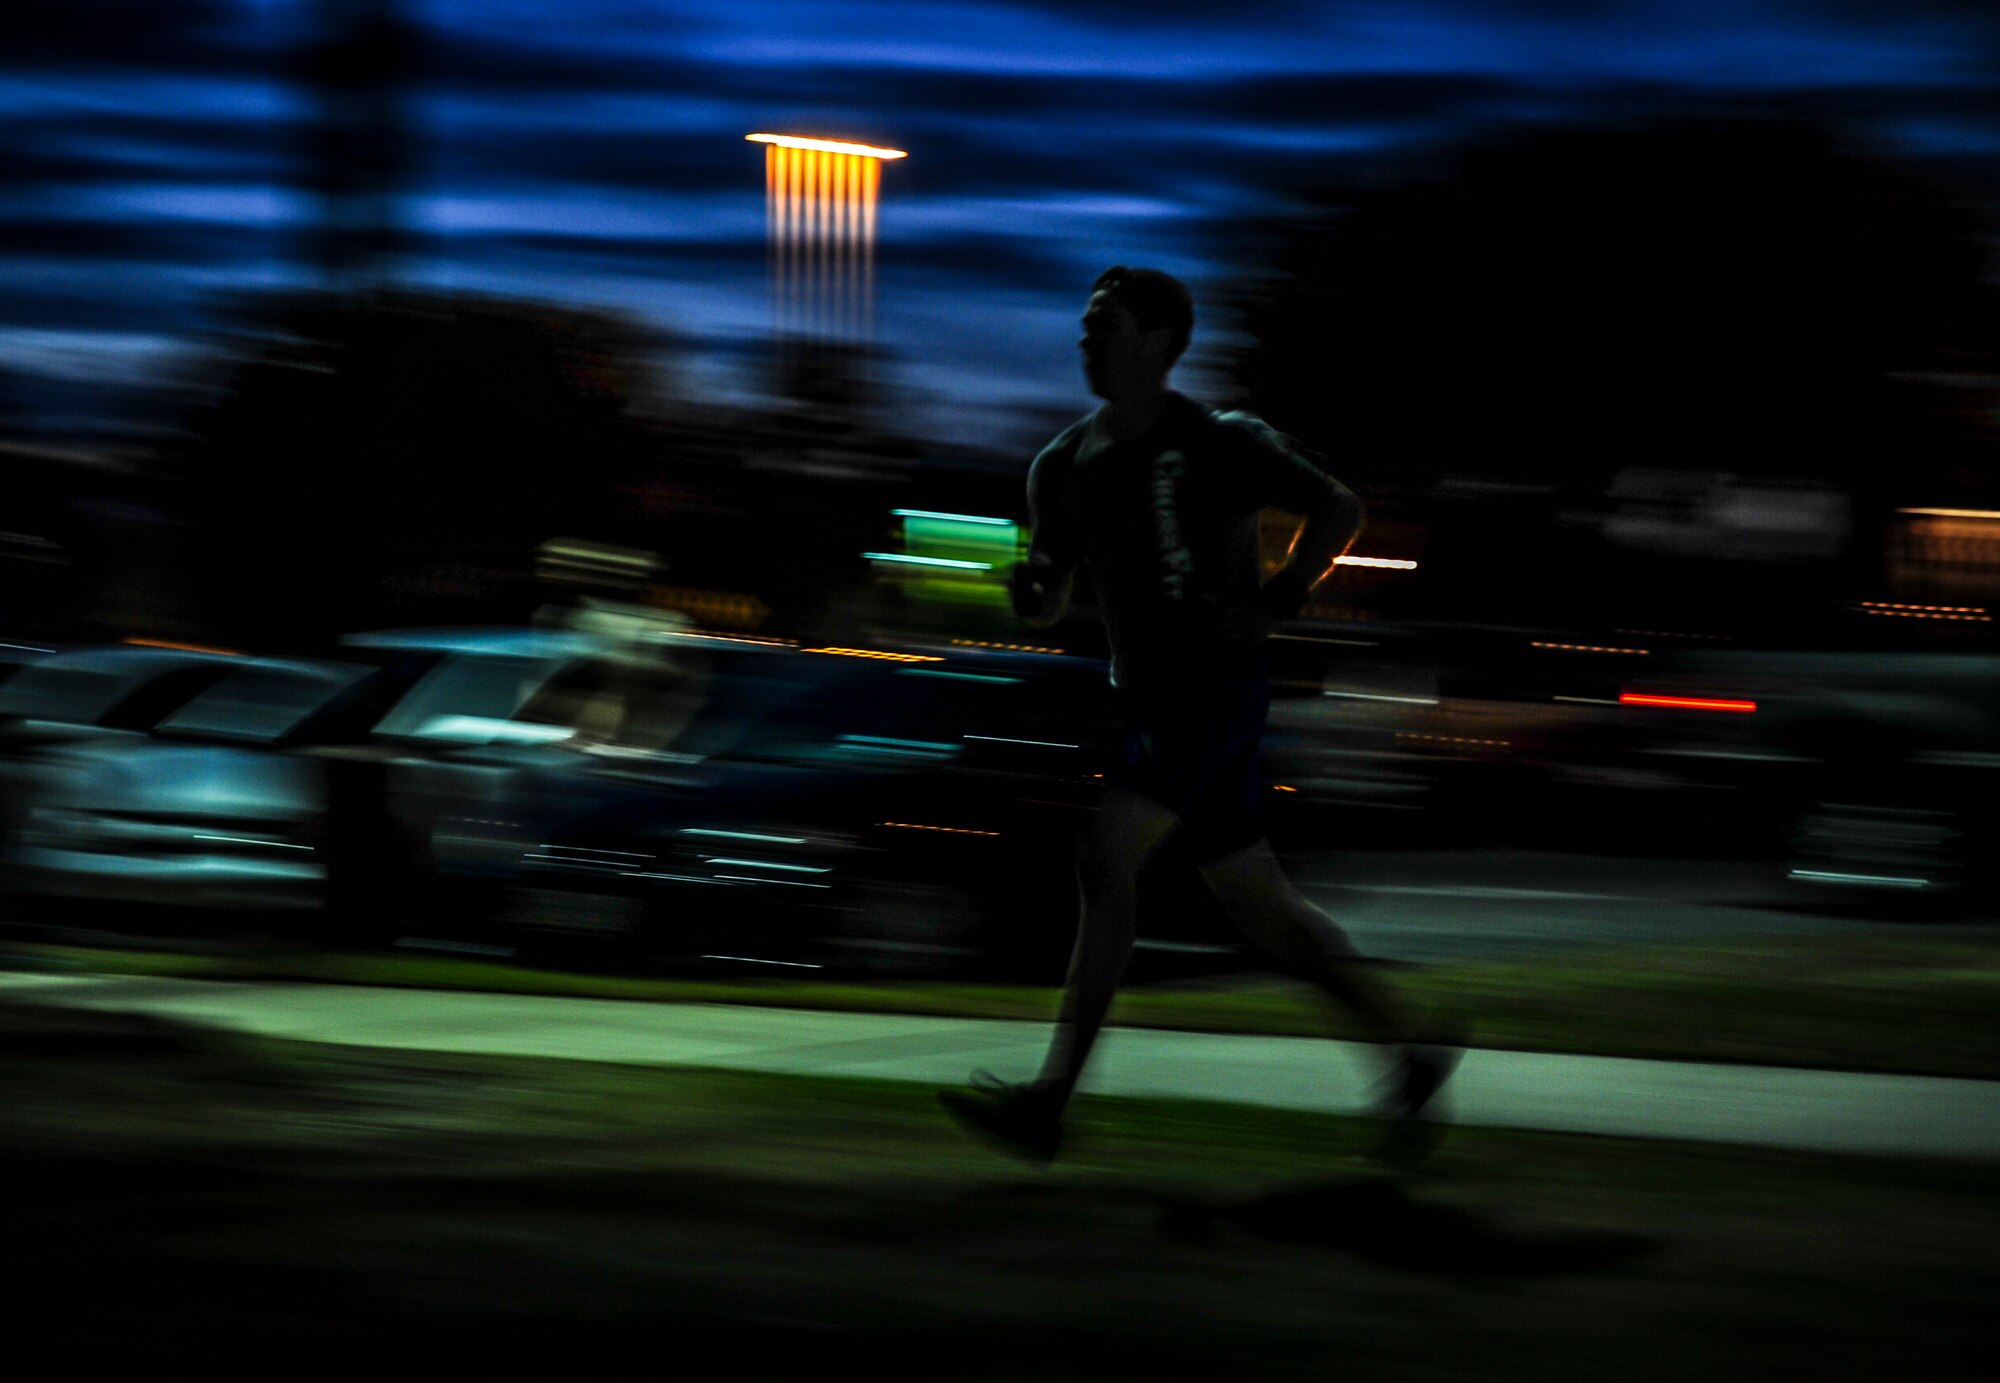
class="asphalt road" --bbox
[1275,846,1982,965]
[10,843,1980,972]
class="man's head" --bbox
[1079,266,1193,401]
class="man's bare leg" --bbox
[938,788,1179,1159]
[1034,787,1182,1109]
[1197,838,1424,1046]
[1198,836,1462,1154]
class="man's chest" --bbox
[1066,439,1239,540]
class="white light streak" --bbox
[863,552,994,569]
[1789,869,1932,889]
[682,829,809,844]
[963,734,1078,749]
[191,835,313,851]
[699,955,825,969]
[1322,691,1440,705]
[893,509,1012,525]
[713,875,833,889]
[702,857,832,873]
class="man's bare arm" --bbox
[1272,472,1365,607]
[1011,545,1076,627]
[1013,445,1081,626]
[1221,413,1365,615]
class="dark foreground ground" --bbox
[4,999,1993,1380]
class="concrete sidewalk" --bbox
[6,970,1999,1158]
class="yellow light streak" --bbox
[1396,732,1511,749]
[801,647,946,663]
[1862,601,1988,614]
[1897,508,2000,520]
[748,133,908,160]
[880,821,1001,837]
[1616,629,1731,641]
[949,639,1064,654]
[1860,608,1994,622]
[1531,641,1651,655]
[675,632,799,647]
[122,637,240,655]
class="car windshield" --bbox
[156,662,377,744]
[371,652,585,742]
[650,651,1083,768]
[472,644,1104,769]
[0,653,230,727]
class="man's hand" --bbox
[1009,553,1064,622]
[1212,569,1315,646]
[1257,568,1314,621]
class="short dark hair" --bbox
[1092,265,1194,361]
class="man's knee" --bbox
[1196,838,1284,909]
[1076,837,1137,903]
[1078,791,1179,884]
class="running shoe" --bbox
[1371,1041,1465,1166]
[938,1071,1065,1163]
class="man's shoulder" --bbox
[1031,412,1096,472]
[1203,406,1286,448]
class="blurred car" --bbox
[0,645,244,863]
[1261,624,1649,852]
[0,640,48,689]
[0,644,243,747]
[1603,648,2000,908]
[427,637,1249,978]
[5,655,399,916]
[1,628,622,933]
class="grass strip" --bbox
[10,930,2000,1079]
[2,997,1992,1379]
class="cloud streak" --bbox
[0,0,1994,427]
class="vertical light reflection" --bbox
[754,135,899,353]
[846,153,861,345]
[766,144,780,343]
[863,156,879,342]
[814,149,830,344]
[782,145,798,342]
[831,151,847,346]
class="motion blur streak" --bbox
[880,821,1000,836]
[800,648,945,662]
[1619,694,1759,713]
[122,638,241,655]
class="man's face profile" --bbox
[1079,289,1162,400]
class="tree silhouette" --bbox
[1225,118,1998,633]
[1230,119,1996,497]
[172,290,669,649]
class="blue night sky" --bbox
[3,0,1997,443]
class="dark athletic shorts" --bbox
[1110,667,1271,861]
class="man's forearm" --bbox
[1282,488,1366,593]
[1011,551,1075,626]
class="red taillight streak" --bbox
[1618,693,1757,713]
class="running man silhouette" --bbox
[940,266,1460,1162]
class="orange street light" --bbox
[747,133,907,160]
[750,132,903,347]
